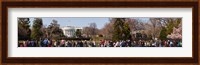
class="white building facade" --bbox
[61,26,82,37]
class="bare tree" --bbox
[149,18,163,39]
[82,27,92,37]
[99,22,114,40]
[89,22,97,35]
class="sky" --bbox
[29,17,149,29]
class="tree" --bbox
[125,18,150,40]
[99,22,114,40]
[18,18,31,40]
[112,18,124,41]
[82,22,98,37]
[126,18,145,31]
[159,27,167,40]
[112,18,132,41]
[31,18,43,40]
[47,19,64,40]
[40,25,49,38]
[89,22,97,35]
[82,27,91,37]
[122,22,132,40]
[165,18,181,35]
[149,18,162,40]
[167,21,182,39]
[75,29,82,38]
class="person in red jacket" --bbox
[100,40,105,47]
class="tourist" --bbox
[109,41,114,47]
[40,39,43,47]
[53,41,57,47]
[60,39,65,47]
[48,39,53,47]
[100,40,104,47]
[43,39,49,47]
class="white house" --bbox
[61,26,82,37]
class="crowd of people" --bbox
[18,39,182,47]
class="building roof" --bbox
[61,26,82,29]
